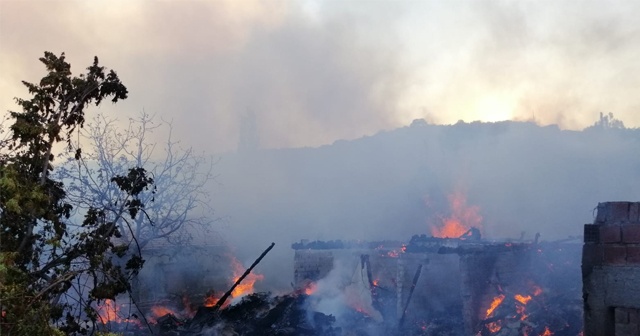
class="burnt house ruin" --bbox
[293,233,583,335]
[92,201,640,335]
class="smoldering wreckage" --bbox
[89,201,640,336]
[95,225,588,334]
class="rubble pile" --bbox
[153,292,341,336]
[96,235,585,335]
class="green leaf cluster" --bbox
[0,52,153,334]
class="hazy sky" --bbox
[2,0,639,152]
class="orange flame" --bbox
[203,293,218,307]
[515,294,532,305]
[486,294,505,318]
[96,299,120,323]
[228,255,264,298]
[431,190,482,238]
[96,299,140,326]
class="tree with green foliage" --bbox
[0,52,154,334]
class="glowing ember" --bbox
[486,294,505,318]
[541,326,553,336]
[532,285,543,296]
[487,321,502,333]
[431,190,483,238]
[515,294,532,305]
[150,305,178,318]
[372,279,379,287]
[304,282,318,295]
[181,295,197,317]
[203,293,218,307]
[386,244,407,257]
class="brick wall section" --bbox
[615,307,640,336]
[583,202,640,336]
[584,203,640,268]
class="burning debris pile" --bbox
[94,292,342,335]
[92,242,376,335]
[88,224,584,336]
[156,292,343,336]
[470,241,583,336]
[92,233,582,336]
[291,231,583,335]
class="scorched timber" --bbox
[188,242,275,331]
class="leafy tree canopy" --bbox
[1,52,153,334]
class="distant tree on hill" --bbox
[587,112,626,131]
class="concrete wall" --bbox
[583,202,640,336]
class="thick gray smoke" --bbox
[213,120,640,290]
[2,0,639,304]
[2,1,640,153]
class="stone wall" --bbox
[583,202,640,336]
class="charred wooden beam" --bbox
[214,242,275,310]
[360,254,374,288]
[398,263,422,328]
[188,242,275,330]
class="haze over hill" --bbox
[210,118,640,289]
[4,1,640,153]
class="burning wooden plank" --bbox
[188,242,275,330]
